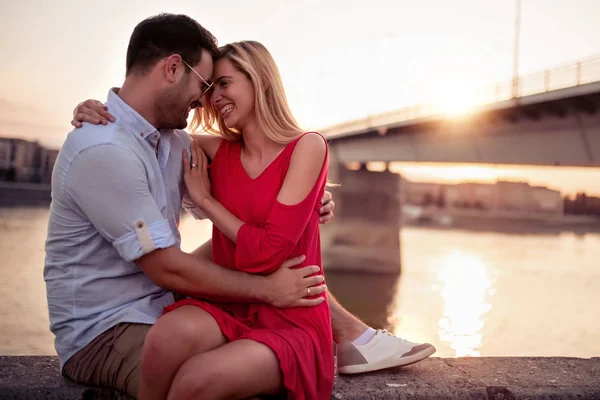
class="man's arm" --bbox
[137,246,263,302]
[65,144,324,307]
[135,246,325,306]
[191,238,213,261]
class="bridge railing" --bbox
[324,54,600,137]
[477,55,600,103]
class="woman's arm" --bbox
[184,133,328,274]
[191,238,212,261]
[190,134,222,160]
[70,98,221,157]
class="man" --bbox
[47,13,434,398]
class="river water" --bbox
[1,207,599,357]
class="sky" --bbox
[1,0,599,195]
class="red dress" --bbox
[164,132,333,399]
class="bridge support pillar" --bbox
[322,151,402,274]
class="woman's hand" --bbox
[182,140,212,207]
[71,99,115,128]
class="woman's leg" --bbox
[138,305,227,400]
[167,339,284,400]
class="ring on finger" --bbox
[307,287,311,296]
[191,163,198,168]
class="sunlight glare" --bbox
[437,250,492,357]
[388,163,526,185]
[431,82,479,117]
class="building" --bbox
[564,193,600,216]
[402,181,443,206]
[0,140,11,172]
[527,185,564,213]
[445,182,497,209]
[0,137,59,183]
[403,179,564,215]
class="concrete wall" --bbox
[322,149,402,274]
[2,356,599,399]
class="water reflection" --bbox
[325,270,400,330]
[3,208,600,357]
[436,250,492,357]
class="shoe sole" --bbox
[337,344,436,375]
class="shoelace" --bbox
[377,329,414,346]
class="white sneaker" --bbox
[336,330,436,374]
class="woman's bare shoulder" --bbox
[190,134,223,160]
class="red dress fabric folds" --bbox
[164,132,333,399]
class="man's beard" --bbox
[155,86,189,130]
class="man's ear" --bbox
[163,54,183,83]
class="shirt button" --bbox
[140,132,144,137]
[136,221,145,229]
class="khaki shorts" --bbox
[62,323,151,398]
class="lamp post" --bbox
[512,0,521,98]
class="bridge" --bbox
[321,55,600,274]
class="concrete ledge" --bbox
[1,356,599,399]
[333,357,600,399]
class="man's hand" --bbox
[264,255,327,308]
[319,190,335,224]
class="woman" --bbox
[73,41,333,400]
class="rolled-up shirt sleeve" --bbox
[63,144,177,262]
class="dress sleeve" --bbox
[234,141,328,274]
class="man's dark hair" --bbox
[125,13,219,76]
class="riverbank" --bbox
[0,182,51,207]
[1,356,599,399]
[404,206,600,234]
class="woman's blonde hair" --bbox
[190,41,303,144]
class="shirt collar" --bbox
[105,88,158,140]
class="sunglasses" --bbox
[181,59,213,97]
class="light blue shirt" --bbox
[44,89,197,370]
